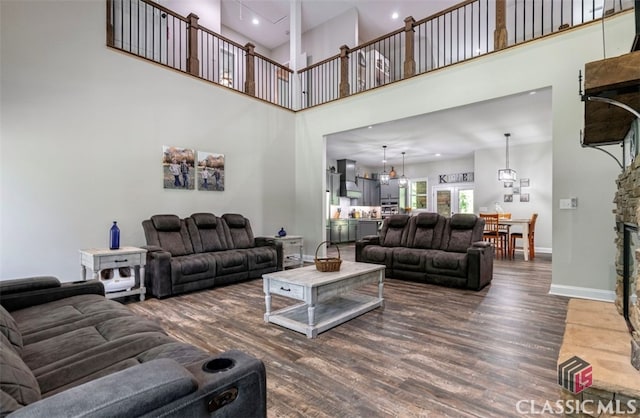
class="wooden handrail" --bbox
[298,53,340,74]
[414,0,479,26]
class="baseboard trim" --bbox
[548,284,615,302]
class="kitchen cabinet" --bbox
[380,178,399,201]
[357,220,381,241]
[329,219,359,243]
[326,171,341,205]
[356,177,381,206]
[330,220,348,243]
[348,220,358,242]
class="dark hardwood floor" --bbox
[127,246,566,417]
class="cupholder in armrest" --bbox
[202,357,235,373]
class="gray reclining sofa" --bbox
[142,212,283,298]
[356,213,494,290]
[0,276,266,417]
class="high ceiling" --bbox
[220,1,553,168]
[220,0,461,50]
[326,88,553,167]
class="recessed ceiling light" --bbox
[435,153,441,157]
[252,18,259,25]
[529,91,537,95]
[391,12,399,19]
[368,126,372,129]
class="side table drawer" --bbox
[269,280,304,300]
[282,238,303,250]
[94,253,144,270]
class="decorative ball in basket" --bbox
[314,241,342,272]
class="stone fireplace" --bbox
[614,157,640,369]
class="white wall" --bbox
[0,1,296,281]
[475,142,553,250]
[164,0,221,33]
[295,11,634,295]
[272,8,359,65]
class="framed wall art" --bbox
[197,151,225,191]
[163,146,195,190]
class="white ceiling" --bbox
[326,87,553,167]
[221,0,461,50]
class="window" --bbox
[410,179,428,209]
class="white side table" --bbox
[79,246,147,301]
[274,235,304,269]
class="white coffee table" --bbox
[263,261,385,338]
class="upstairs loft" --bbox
[107,0,636,111]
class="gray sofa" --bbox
[355,213,494,290]
[0,276,266,417]
[142,213,283,298]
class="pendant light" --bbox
[498,133,517,182]
[379,145,390,185]
[398,151,408,188]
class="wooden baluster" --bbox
[245,43,256,96]
[187,13,200,77]
[339,45,350,98]
[494,0,507,50]
[403,16,416,78]
[106,0,114,47]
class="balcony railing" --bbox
[106,0,634,111]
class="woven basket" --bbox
[314,241,342,272]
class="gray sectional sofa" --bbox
[0,276,266,417]
[142,213,283,298]
[356,213,494,290]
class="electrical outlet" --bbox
[560,198,578,209]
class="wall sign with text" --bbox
[438,172,474,183]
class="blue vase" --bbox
[109,221,120,250]
[278,227,287,237]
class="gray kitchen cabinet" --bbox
[356,177,380,206]
[357,220,381,241]
[330,220,348,243]
[380,178,399,201]
[348,219,358,242]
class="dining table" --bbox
[498,218,532,261]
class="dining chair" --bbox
[497,213,512,258]
[480,213,507,259]
[510,213,538,260]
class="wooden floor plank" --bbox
[126,247,566,417]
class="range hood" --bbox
[337,159,362,198]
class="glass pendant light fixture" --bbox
[379,145,390,185]
[498,133,517,182]
[398,151,408,188]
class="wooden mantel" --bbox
[582,50,640,145]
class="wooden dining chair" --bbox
[497,213,512,258]
[510,213,538,260]
[480,213,507,259]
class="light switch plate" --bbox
[560,198,578,209]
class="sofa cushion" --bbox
[190,213,217,229]
[415,212,440,227]
[170,254,216,285]
[186,215,230,253]
[409,213,445,249]
[151,215,182,231]
[0,304,23,354]
[222,214,255,249]
[1,389,22,416]
[223,213,246,228]
[449,213,477,229]
[427,252,468,278]
[380,215,410,247]
[0,340,41,408]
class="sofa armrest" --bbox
[355,235,380,262]
[466,242,494,290]
[255,237,284,271]
[9,351,267,418]
[8,358,197,418]
[142,246,173,299]
[0,278,105,312]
